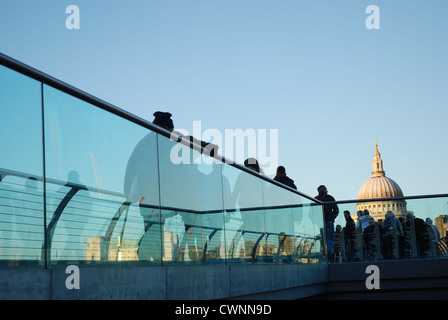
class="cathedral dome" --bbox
[356,141,408,222]
[357,175,404,200]
[353,140,408,224]
[357,140,404,200]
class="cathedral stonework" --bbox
[356,141,408,223]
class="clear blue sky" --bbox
[1,0,447,201]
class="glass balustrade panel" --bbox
[222,164,265,263]
[0,65,44,268]
[157,135,226,264]
[43,85,160,265]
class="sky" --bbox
[0,0,447,201]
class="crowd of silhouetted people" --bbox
[242,155,446,263]
[333,209,443,262]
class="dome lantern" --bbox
[372,139,385,177]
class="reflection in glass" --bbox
[124,131,161,263]
[305,203,325,263]
[223,165,265,263]
[263,182,296,263]
[157,136,226,264]
[0,175,44,266]
[44,85,160,265]
[0,65,44,267]
[0,65,43,175]
[0,62,329,269]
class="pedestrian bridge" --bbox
[0,53,447,300]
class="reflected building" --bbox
[278,233,295,256]
[86,236,139,261]
[356,141,409,223]
[163,231,179,262]
[111,239,139,261]
[435,215,448,238]
[86,236,106,261]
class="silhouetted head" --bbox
[276,166,286,175]
[153,111,174,131]
[317,185,327,194]
[385,211,395,220]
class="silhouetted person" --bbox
[153,111,174,131]
[124,111,176,262]
[414,216,428,257]
[343,210,356,261]
[403,213,418,258]
[153,111,218,155]
[398,217,406,258]
[382,211,401,260]
[334,225,342,261]
[315,185,339,261]
[273,166,297,190]
[426,218,440,257]
[363,217,377,261]
[132,111,220,262]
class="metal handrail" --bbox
[318,193,448,206]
